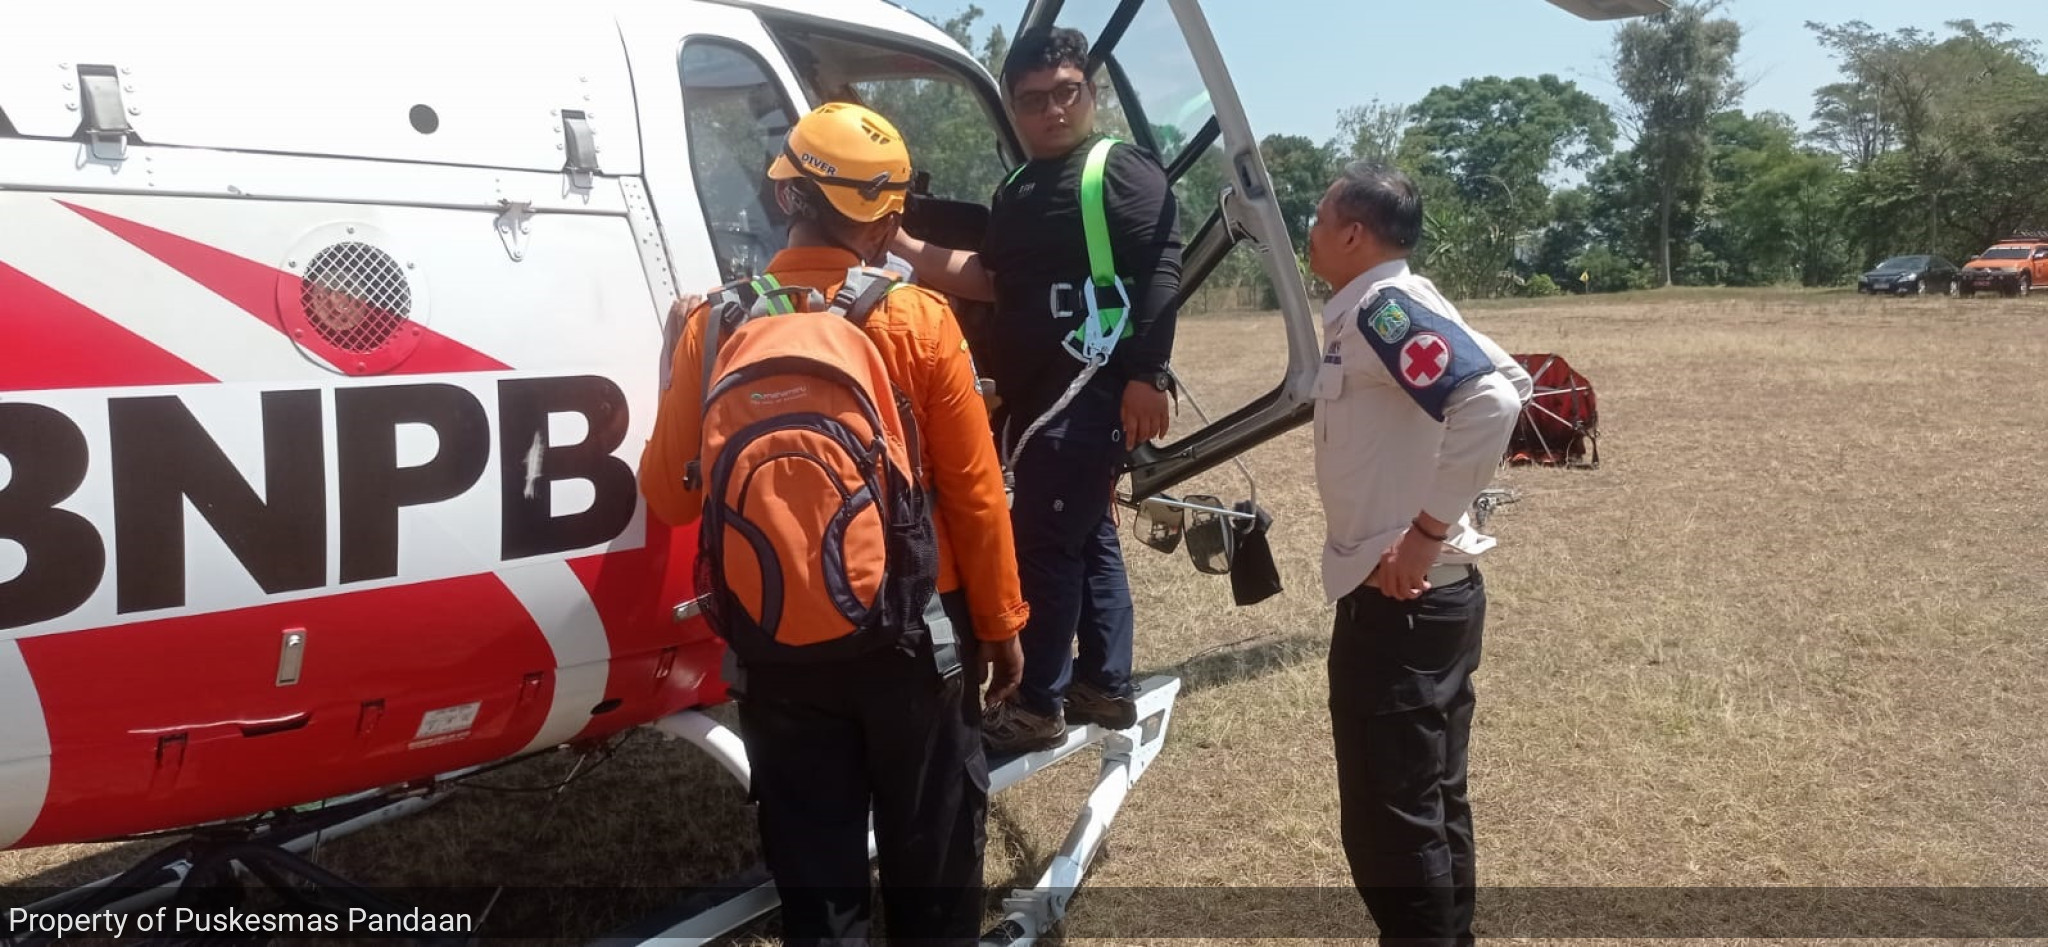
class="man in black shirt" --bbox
[891,25,1183,753]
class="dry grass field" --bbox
[9,287,2048,945]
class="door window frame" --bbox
[755,10,1028,178]
[676,35,805,282]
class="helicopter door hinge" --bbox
[495,199,534,262]
[561,109,599,190]
[76,64,133,162]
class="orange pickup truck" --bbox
[1958,236,2048,297]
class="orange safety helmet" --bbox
[768,102,915,223]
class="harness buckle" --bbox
[1064,278,1132,365]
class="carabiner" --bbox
[1063,278,1133,365]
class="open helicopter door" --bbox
[1000,0,1317,597]
[1011,0,1323,505]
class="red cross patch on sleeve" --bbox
[1358,289,1496,421]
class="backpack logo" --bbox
[749,385,809,404]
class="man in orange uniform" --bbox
[639,102,1029,946]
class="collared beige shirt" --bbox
[1312,259,1533,604]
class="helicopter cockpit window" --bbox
[766,26,1014,207]
[679,40,800,282]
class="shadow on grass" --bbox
[1148,632,1329,697]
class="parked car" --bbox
[1958,237,2048,297]
[1858,254,1960,296]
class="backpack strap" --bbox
[827,264,957,681]
[827,265,905,328]
[683,276,775,491]
[921,589,961,683]
[828,266,925,486]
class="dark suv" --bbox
[1858,254,1959,296]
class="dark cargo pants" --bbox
[1006,417,1137,720]
[1329,568,1486,947]
[735,591,986,946]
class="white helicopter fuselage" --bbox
[0,0,980,851]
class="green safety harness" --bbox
[1000,136,1135,491]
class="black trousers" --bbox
[735,591,987,946]
[1328,569,1486,947]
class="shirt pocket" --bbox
[1314,362,1344,401]
[1313,362,1343,442]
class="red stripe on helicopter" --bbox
[566,520,728,742]
[58,202,511,375]
[11,574,559,849]
[0,261,215,391]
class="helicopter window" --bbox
[767,26,1014,206]
[679,39,801,282]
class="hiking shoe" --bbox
[983,700,1065,755]
[1064,681,1138,730]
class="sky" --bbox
[893,0,2048,149]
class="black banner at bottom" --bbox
[6,886,2048,941]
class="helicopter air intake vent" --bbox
[299,242,412,354]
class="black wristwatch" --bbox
[1137,370,1173,392]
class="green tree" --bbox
[1415,185,1521,300]
[1402,74,1616,237]
[1808,18,2045,256]
[1808,82,1892,170]
[1612,0,1746,287]
[1260,133,1337,253]
[1702,111,1854,286]
[1576,150,1669,289]
[1331,98,1412,164]
[854,5,1028,203]
[1941,87,2048,254]
[1533,187,1596,287]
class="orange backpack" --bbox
[683,267,951,672]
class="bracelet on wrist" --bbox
[1410,518,1447,542]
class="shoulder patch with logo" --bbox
[1367,298,1411,344]
[1356,287,1496,422]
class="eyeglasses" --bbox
[1012,80,1088,115]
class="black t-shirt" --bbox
[977,135,1183,427]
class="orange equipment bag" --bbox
[683,268,950,672]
